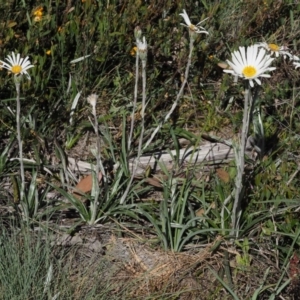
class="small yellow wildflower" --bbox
[130,46,137,56]
[46,50,51,55]
[263,0,268,11]
[33,7,43,17]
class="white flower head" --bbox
[179,9,209,35]
[224,45,276,87]
[293,61,300,69]
[87,94,98,109]
[256,42,292,60]
[136,36,147,52]
[0,52,34,80]
[136,36,147,61]
[292,55,300,69]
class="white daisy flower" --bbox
[223,45,276,87]
[179,9,208,35]
[136,36,147,61]
[0,52,34,80]
[256,42,292,59]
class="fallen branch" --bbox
[68,142,234,176]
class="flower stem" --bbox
[230,86,252,237]
[128,50,139,152]
[137,60,147,158]
[90,104,106,224]
[120,58,147,204]
[143,37,195,151]
[15,80,25,202]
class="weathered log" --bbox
[68,142,234,176]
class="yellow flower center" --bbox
[242,66,257,78]
[189,24,197,32]
[268,43,279,52]
[11,65,22,74]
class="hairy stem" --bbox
[143,37,195,151]
[128,51,139,152]
[120,59,147,204]
[15,80,25,203]
[90,104,106,224]
[230,86,252,237]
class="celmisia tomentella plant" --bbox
[0,52,33,206]
[223,45,275,237]
[87,93,107,224]
[122,9,208,204]
[120,34,148,204]
[128,26,142,152]
[143,9,208,150]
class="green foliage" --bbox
[0,227,66,299]
[0,226,134,300]
[136,130,223,251]
[137,167,204,252]
[51,118,148,225]
[235,238,252,270]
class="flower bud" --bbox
[134,26,142,42]
[137,36,147,61]
[87,94,98,110]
